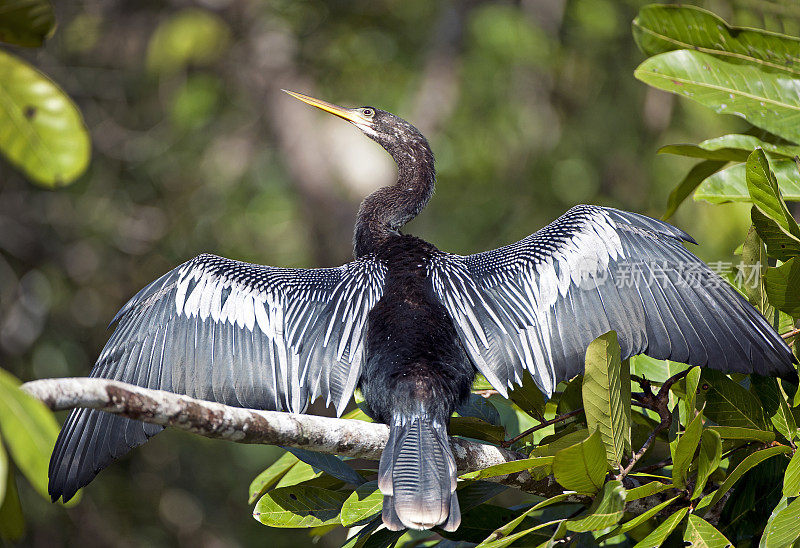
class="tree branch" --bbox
[23,377,728,521]
[21,378,567,498]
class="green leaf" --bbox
[663,160,729,219]
[693,429,722,499]
[0,0,54,47]
[741,222,778,318]
[449,416,506,444]
[476,494,571,547]
[765,259,800,317]
[754,208,800,262]
[747,149,800,239]
[552,429,607,494]
[632,507,689,548]
[635,50,800,144]
[274,461,324,489]
[696,160,800,204]
[684,366,701,417]
[706,426,775,443]
[783,450,800,498]
[660,134,800,163]
[582,331,630,466]
[0,465,24,541]
[672,412,704,490]
[508,373,547,422]
[754,376,798,442]
[627,481,673,501]
[459,457,554,481]
[700,369,768,430]
[531,428,590,457]
[683,514,733,547]
[709,445,791,507]
[0,368,59,500]
[340,481,382,527]
[633,4,800,76]
[565,480,626,532]
[473,374,494,391]
[760,497,800,547]
[0,50,91,187]
[479,519,565,548]
[253,485,348,528]
[599,496,679,542]
[249,451,299,504]
[457,393,502,426]
[285,448,365,486]
[0,435,6,504]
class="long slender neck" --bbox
[354,137,435,258]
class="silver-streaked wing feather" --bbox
[430,205,795,397]
[50,253,385,501]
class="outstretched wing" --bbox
[50,253,385,501]
[429,205,795,397]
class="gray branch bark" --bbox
[23,377,714,522]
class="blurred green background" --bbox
[1,0,798,546]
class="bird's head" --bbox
[282,90,428,158]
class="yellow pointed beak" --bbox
[282,89,365,124]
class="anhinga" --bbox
[50,91,796,532]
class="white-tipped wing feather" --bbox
[430,205,794,397]
[50,253,385,501]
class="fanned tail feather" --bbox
[378,416,459,531]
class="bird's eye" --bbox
[362,108,374,118]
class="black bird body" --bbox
[48,91,797,532]
[361,235,473,530]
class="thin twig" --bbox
[501,408,585,448]
[782,328,800,340]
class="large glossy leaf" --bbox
[0,465,24,541]
[663,160,728,219]
[684,366,701,418]
[449,417,506,444]
[248,452,299,504]
[476,494,571,547]
[632,507,689,548]
[741,223,778,320]
[274,461,324,489]
[552,429,607,494]
[683,514,733,547]
[635,50,800,144]
[765,258,800,317]
[253,485,348,528]
[700,369,768,430]
[459,457,553,481]
[457,393,502,426]
[582,331,630,466]
[753,208,800,262]
[508,373,546,422]
[0,368,59,500]
[709,445,791,507]
[784,450,800,498]
[693,429,722,500]
[753,376,797,442]
[660,134,800,162]
[0,0,54,47]
[695,160,800,204]
[747,149,800,238]
[633,4,800,76]
[761,497,800,547]
[0,50,90,187]
[626,481,673,501]
[285,448,365,487]
[340,481,382,527]
[599,496,679,542]
[0,434,6,504]
[565,480,626,533]
[706,426,775,443]
[672,412,704,490]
